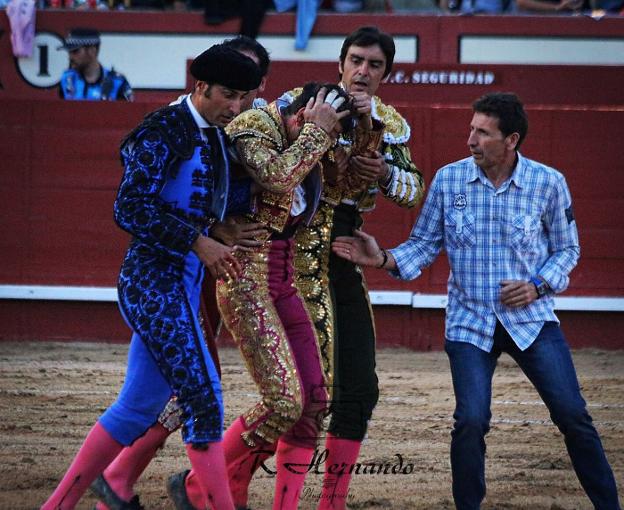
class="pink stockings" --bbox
[41,422,123,510]
[222,418,277,507]
[186,441,313,510]
[95,422,171,509]
[317,434,362,510]
[185,441,234,510]
[186,417,277,508]
[186,417,316,510]
[41,422,233,510]
[272,441,315,510]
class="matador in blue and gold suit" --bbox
[100,92,256,448]
[39,44,263,510]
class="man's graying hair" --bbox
[473,92,529,149]
[223,35,271,77]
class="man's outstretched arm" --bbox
[332,230,398,271]
[333,171,445,281]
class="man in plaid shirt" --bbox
[332,92,620,510]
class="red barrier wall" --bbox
[3,99,623,293]
[1,98,623,348]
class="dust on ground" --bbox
[0,342,622,510]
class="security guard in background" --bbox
[58,28,133,101]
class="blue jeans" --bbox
[445,321,620,510]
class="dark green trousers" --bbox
[327,204,380,440]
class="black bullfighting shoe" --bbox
[90,474,145,510]
[167,470,196,510]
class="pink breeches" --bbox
[217,238,327,449]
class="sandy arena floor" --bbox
[0,342,622,510]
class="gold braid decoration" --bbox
[217,246,304,446]
[293,202,335,393]
[371,96,410,143]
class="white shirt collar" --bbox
[185,94,211,129]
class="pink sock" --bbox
[95,422,171,507]
[187,417,277,508]
[41,422,123,510]
[187,448,276,509]
[183,470,205,510]
[273,441,315,510]
[226,417,277,507]
[185,441,234,510]
[223,416,253,466]
[228,445,276,507]
[317,434,362,510]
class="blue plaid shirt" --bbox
[389,153,580,352]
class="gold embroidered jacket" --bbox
[225,101,332,234]
[280,89,425,212]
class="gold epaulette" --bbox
[226,105,284,150]
[371,96,411,145]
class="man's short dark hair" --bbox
[472,92,529,149]
[223,35,270,77]
[339,26,395,79]
[284,82,357,135]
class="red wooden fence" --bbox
[1,98,622,348]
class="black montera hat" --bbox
[190,44,262,91]
[58,28,101,51]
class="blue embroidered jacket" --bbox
[114,100,252,267]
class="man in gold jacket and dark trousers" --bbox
[283,26,426,510]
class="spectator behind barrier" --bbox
[203,0,272,38]
[441,0,621,12]
[440,0,515,12]
[58,28,133,101]
[516,0,588,12]
[334,0,363,11]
